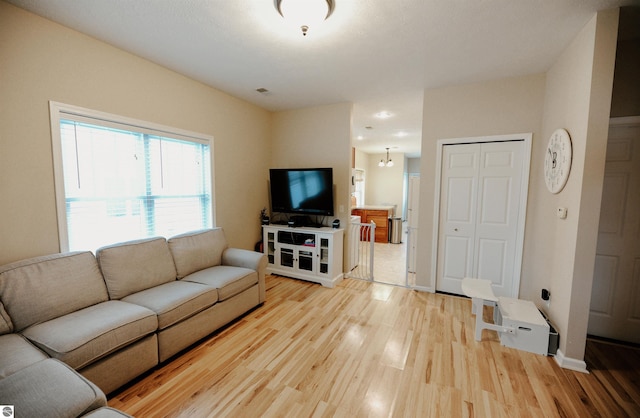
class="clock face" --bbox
[544,128,572,194]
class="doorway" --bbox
[370,168,420,287]
[588,117,640,344]
[433,134,532,297]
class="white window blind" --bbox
[50,103,213,252]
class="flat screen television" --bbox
[269,168,334,216]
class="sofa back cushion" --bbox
[0,303,13,335]
[168,228,228,279]
[0,252,108,332]
[96,237,177,299]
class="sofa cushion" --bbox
[0,252,109,332]
[97,237,178,300]
[0,333,48,379]
[22,300,158,370]
[0,358,106,418]
[0,301,12,335]
[168,228,228,279]
[182,265,258,301]
[122,281,218,330]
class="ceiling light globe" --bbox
[387,160,394,167]
[378,160,385,167]
[276,0,332,35]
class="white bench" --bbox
[461,278,550,356]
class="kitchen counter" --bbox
[352,205,395,214]
[351,206,395,243]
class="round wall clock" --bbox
[544,128,572,194]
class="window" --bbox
[50,102,213,252]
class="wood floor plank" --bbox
[108,275,640,417]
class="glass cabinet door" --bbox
[298,250,314,272]
[280,247,294,268]
[319,237,329,274]
[266,231,275,264]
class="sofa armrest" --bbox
[222,248,267,303]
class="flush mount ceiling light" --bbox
[379,148,394,168]
[274,0,335,36]
[374,111,392,119]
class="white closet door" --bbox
[437,141,524,297]
[588,121,640,344]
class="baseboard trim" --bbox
[554,348,589,373]
[412,285,433,293]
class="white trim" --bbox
[49,101,212,144]
[48,101,216,252]
[412,285,434,293]
[554,349,589,373]
[431,133,532,297]
[49,103,70,252]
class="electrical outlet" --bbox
[541,288,551,308]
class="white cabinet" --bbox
[263,225,344,288]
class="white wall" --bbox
[0,2,272,264]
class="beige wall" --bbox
[365,151,405,216]
[407,157,421,174]
[271,103,352,227]
[528,9,618,362]
[0,2,272,264]
[417,73,547,291]
[354,148,370,173]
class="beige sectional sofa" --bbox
[0,228,266,417]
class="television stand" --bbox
[262,225,344,288]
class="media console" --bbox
[262,225,344,288]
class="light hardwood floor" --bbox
[108,275,640,417]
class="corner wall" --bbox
[415,9,619,368]
[271,103,352,272]
[0,2,272,264]
[528,9,618,366]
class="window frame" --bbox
[49,101,216,252]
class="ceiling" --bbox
[7,0,637,158]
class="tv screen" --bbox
[270,168,334,216]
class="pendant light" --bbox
[379,148,393,167]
